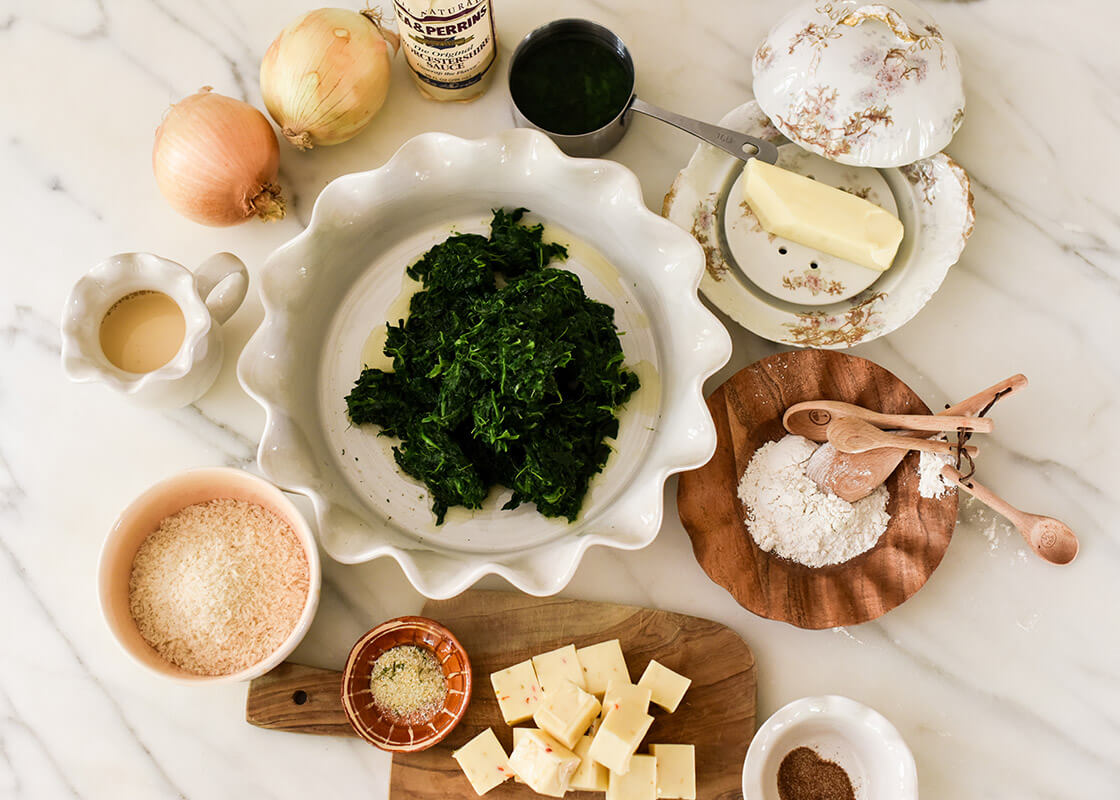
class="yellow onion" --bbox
[261,8,400,150]
[153,87,285,226]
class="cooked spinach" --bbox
[346,209,639,524]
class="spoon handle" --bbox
[629,97,780,164]
[828,422,978,456]
[898,438,977,456]
[866,374,1029,445]
[941,465,1030,531]
[943,374,1028,418]
[872,413,992,434]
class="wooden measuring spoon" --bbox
[784,400,993,443]
[826,417,980,457]
[806,374,1028,502]
[941,465,1079,564]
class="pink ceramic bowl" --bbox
[97,467,321,684]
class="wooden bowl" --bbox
[677,350,958,629]
[341,616,472,752]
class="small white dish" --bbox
[98,467,322,684]
[61,252,248,408]
[752,0,965,168]
[663,100,974,348]
[237,129,732,599]
[742,695,918,800]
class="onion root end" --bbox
[251,184,286,222]
[282,127,315,151]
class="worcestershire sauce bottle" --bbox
[392,0,498,102]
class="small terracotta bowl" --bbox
[98,467,321,684]
[341,616,472,752]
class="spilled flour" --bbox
[737,435,890,567]
[917,448,954,498]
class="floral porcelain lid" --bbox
[752,0,965,168]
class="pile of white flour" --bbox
[737,435,890,567]
[917,449,954,498]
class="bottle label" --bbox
[394,1,497,92]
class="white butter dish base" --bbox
[663,101,974,349]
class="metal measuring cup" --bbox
[508,18,779,164]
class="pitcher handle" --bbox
[194,253,248,325]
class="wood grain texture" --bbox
[677,350,959,629]
[245,662,354,737]
[389,590,756,800]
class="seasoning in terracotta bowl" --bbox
[369,644,449,723]
[341,616,472,752]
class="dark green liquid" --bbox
[510,37,633,135]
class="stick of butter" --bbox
[742,159,904,272]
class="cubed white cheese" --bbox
[649,744,695,799]
[533,680,602,749]
[577,639,630,696]
[490,659,543,725]
[588,706,653,775]
[532,644,586,692]
[508,728,580,797]
[603,679,652,717]
[451,728,514,796]
[638,661,691,713]
[742,158,904,271]
[571,734,610,792]
[607,753,657,800]
[510,728,538,783]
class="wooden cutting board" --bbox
[245,590,756,800]
[395,591,756,800]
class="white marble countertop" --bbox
[2,0,1118,797]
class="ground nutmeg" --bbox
[776,746,856,800]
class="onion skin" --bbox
[260,8,400,150]
[153,88,285,226]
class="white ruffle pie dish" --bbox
[663,100,973,349]
[753,0,965,168]
[238,129,732,599]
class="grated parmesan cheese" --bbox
[128,498,309,676]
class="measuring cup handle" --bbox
[194,253,248,326]
[628,97,779,164]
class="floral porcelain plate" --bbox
[752,0,965,168]
[238,130,732,599]
[662,100,973,349]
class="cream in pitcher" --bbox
[98,290,187,374]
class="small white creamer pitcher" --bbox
[61,252,248,408]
